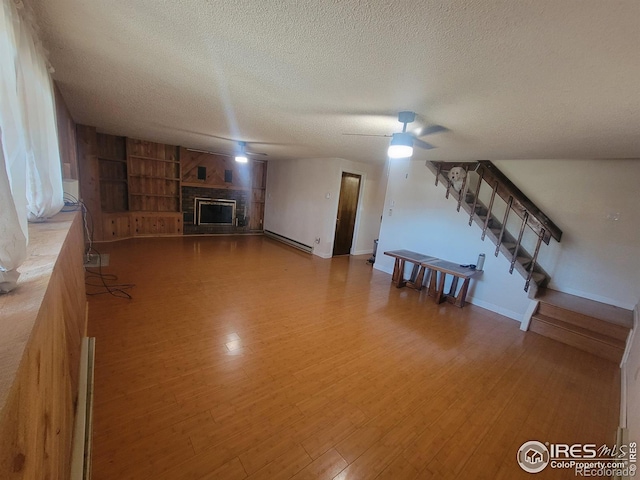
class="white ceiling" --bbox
[32,0,640,164]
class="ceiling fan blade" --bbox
[342,133,392,137]
[246,151,268,157]
[413,138,436,150]
[415,125,449,137]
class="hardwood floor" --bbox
[88,235,620,479]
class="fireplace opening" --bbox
[194,198,236,225]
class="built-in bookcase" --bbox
[126,138,181,212]
[97,133,128,212]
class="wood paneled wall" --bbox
[180,147,252,189]
[54,83,78,179]
[77,124,104,240]
[0,212,87,479]
[77,127,265,240]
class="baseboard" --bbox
[71,337,95,480]
[373,263,394,276]
[351,249,373,256]
[264,230,313,254]
[466,296,523,323]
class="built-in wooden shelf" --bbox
[181,182,248,191]
[129,174,180,181]
[129,154,179,164]
[98,156,127,164]
[130,193,178,198]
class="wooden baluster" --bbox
[435,163,441,186]
[445,175,452,199]
[525,228,545,291]
[509,212,529,273]
[456,165,470,212]
[481,181,498,240]
[495,196,513,256]
[469,169,484,226]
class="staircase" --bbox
[425,160,633,361]
[529,289,633,363]
[425,160,562,295]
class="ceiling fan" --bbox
[343,111,448,158]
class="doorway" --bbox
[333,172,362,256]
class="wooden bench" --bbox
[384,250,482,307]
[384,249,438,290]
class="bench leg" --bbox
[406,265,426,291]
[427,269,437,297]
[392,258,401,284]
[435,272,446,304]
[448,276,460,298]
[454,278,471,307]
[392,259,407,288]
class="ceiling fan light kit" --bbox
[235,141,249,163]
[387,132,414,159]
[386,111,443,159]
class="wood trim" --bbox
[181,182,249,191]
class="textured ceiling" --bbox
[32,0,640,163]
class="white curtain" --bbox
[0,0,63,292]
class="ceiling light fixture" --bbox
[387,132,414,159]
[235,141,248,163]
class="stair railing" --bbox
[428,160,562,292]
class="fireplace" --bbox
[194,198,236,226]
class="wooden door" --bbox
[333,172,361,256]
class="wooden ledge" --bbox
[0,211,80,409]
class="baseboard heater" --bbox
[264,230,313,254]
[71,337,95,480]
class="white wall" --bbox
[375,158,640,321]
[493,159,640,309]
[264,157,385,258]
[374,158,533,321]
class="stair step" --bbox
[529,314,625,363]
[516,256,532,267]
[530,272,546,285]
[502,242,516,252]
[536,289,633,340]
